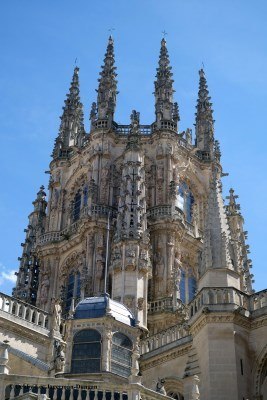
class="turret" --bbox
[91,36,118,130]
[195,69,214,158]
[52,67,85,158]
[154,38,179,131]
[226,188,253,293]
[13,186,47,304]
[110,110,151,328]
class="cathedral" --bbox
[0,36,266,400]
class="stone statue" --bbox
[185,128,192,144]
[40,273,50,306]
[154,250,164,278]
[131,341,140,376]
[54,342,65,372]
[95,251,105,293]
[157,164,164,180]
[173,252,182,292]
[156,378,166,395]
[52,298,62,331]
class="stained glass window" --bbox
[188,276,197,301]
[111,332,132,377]
[180,271,186,303]
[65,272,81,314]
[177,182,194,223]
[71,329,101,374]
[83,186,88,206]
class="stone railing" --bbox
[188,287,267,318]
[249,289,267,311]
[140,324,190,354]
[82,205,117,219]
[115,124,152,136]
[147,205,184,221]
[3,375,170,400]
[37,206,117,246]
[148,297,176,313]
[0,292,50,330]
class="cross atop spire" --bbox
[53,67,85,158]
[154,38,177,129]
[195,68,215,156]
[96,36,118,124]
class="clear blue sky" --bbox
[0,0,266,295]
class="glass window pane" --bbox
[180,271,186,303]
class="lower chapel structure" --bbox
[0,37,266,400]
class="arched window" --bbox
[71,329,101,373]
[73,191,82,221]
[111,332,132,377]
[177,182,194,223]
[83,185,88,206]
[179,271,197,304]
[188,276,197,301]
[65,272,81,313]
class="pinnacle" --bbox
[226,188,241,215]
[154,37,176,124]
[195,68,213,117]
[195,68,215,153]
[96,36,118,120]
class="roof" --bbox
[73,294,135,326]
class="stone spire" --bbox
[195,69,214,157]
[154,38,178,129]
[226,188,253,293]
[53,67,85,158]
[13,186,47,305]
[199,168,236,289]
[95,36,118,125]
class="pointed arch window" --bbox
[73,191,82,221]
[83,185,89,206]
[71,329,101,373]
[65,271,81,313]
[180,271,197,304]
[177,182,194,223]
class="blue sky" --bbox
[0,0,266,295]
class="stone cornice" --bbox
[140,336,192,371]
[189,311,254,336]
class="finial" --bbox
[162,30,168,38]
[199,68,205,78]
[108,28,115,38]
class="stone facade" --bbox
[0,36,266,400]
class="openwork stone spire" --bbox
[154,38,177,128]
[195,69,214,156]
[13,186,47,305]
[96,36,118,122]
[53,67,85,158]
[226,188,253,293]
[200,169,232,275]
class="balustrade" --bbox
[3,377,169,400]
[38,206,117,246]
[148,297,174,313]
[188,287,258,318]
[140,324,189,354]
[0,292,50,330]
